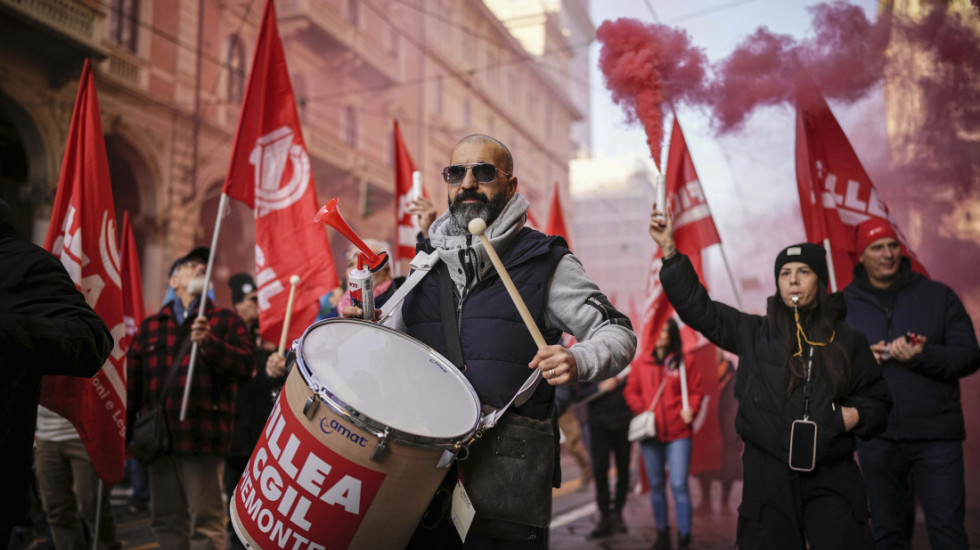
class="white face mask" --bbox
[186,275,206,296]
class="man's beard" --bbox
[186,276,206,296]
[448,189,508,234]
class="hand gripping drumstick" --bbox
[468,218,547,350]
[278,275,301,356]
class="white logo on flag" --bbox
[254,244,284,310]
[249,126,311,218]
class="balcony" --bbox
[277,0,400,88]
[0,0,107,86]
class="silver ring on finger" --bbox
[549,368,556,379]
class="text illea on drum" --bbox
[233,400,386,549]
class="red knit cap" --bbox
[855,218,898,254]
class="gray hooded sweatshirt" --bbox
[388,193,636,381]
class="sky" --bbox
[584,0,885,308]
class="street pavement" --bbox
[11,446,974,549]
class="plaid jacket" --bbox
[126,299,254,456]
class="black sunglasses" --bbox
[441,162,511,185]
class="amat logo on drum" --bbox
[320,418,368,447]
[235,399,386,549]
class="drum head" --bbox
[298,320,480,440]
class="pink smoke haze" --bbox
[596,18,707,165]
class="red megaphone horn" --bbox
[314,198,389,272]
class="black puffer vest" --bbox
[404,228,568,420]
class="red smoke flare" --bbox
[596,18,707,167]
[708,2,889,132]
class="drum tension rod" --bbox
[303,395,319,419]
[370,428,391,462]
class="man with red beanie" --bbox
[843,218,979,550]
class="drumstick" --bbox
[278,275,301,356]
[679,361,690,411]
[468,218,547,349]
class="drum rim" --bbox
[293,318,482,450]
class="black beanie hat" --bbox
[229,273,256,304]
[773,243,828,285]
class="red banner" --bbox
[120,212,146,339]
[222,0,338,346]
[545,181,572,250]
[795,70,927,289]
[42,59,127,484]
[393,120,423,262]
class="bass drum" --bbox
[230,319,481,549]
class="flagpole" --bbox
[180,192,229,421]
[92,481,103,550]
[822,238,838,292]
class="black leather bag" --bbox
[132,406,171,466]
[460,410,555,541]
[131,337,190,467]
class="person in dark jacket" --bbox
[370,135,636,549]
[126,247,254,550]
[624,318,704,550]
[571,371,634,540]
[0,198,113,547]
[224,273,277,550]
[843,218,979,550]
[649,204,892,550]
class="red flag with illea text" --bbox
[120,211,146,340]
[222,0,338,346]
[42,59,127,484]
[394,120,426,262]
[794,69,928,290]
[545,181,572,250]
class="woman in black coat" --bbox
[648,204,892,550]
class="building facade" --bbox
[0,0,583,307]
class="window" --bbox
[343,106,357,147]
[111,0,140,53]
[226,34,246,105]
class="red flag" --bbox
[222,0,338,345]
[394,120,423,261]
[42,59,127,484]
[120,212,146,338]
[795,70,928,289]
[545,181,572,249]
[686,341,723,475]
[640,117,721,355]
[664,117,721,265]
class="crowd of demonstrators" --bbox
[844,219,980,550]
[345,134,636,549]
[693,349,741,510]
[650,203,893,550]
[1,198,114,547]
[576,370,634,540]
[126,246,254,550]
[625,318,704,550]
[33,406,120,549]
[223,273,280,550]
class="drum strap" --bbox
[377,250,440,326]
[436,263,541,433]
